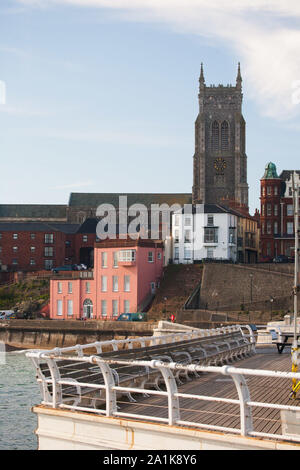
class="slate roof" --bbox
[279,170,300,181]
[68,193,192,208]
[0,204,67,219]
[175,203,236,215]
[0,222,79,233]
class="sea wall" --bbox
[0,319,155,350]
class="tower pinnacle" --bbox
[236,62,242,90]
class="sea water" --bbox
[0,351,40,450]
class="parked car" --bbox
[259,256,273,263]
[75,264,88,271]
[51,264,79,273]
[273,255,289,263]
[0,311,17,320]
[116,312,147,322]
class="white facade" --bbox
[172,205,238,264]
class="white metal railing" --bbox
[26,352,300,444]
[28,324,255,357]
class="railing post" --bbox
[151,361,180,425]
[45,357,62,408]
[93,357,117,416]
[222,366,253,436]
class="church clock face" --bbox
[214,157,227,174]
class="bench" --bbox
[36,328,254,408]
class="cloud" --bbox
[16,0,300,121]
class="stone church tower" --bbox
[192,64,249,207]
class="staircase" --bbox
[147,264,203,322]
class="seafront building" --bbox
[49,237,163,320]
[260,163,300,260]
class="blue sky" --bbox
[1,1,300,214]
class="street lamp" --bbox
[270,296,274,320]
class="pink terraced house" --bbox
[49,238,164,320]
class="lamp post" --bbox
[291,172,299,398]
[250,273,253,303]
[270,296,274,320]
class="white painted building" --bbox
[172,204,238,264]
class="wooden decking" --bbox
[116,346,300,436]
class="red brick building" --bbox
[260,163,299,260]
[0,220,98,272]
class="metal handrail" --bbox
[27,353,300,443]
[28,324,247,357]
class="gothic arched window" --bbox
[211,121,219,152]
[221,121,229,151]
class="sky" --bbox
[0,1,300,214]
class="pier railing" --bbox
[26,325,300,444]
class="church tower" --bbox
[192,63,249,207]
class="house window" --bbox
[174,247,179,260]
[175,229,179,243]
[86,282,91,294]
[101,252,107,268]
[13,246,18,252]
[124,275,130,292]
[267,222,272,234]
[174,215,180,226]
[31,234,35,240]
[261,205,265,216]
[31,246,36,252]
[112,276,118,292]
[112,300,119,317]
[118,250,136,262]
[207,215,214,226]
[184,230,191,243]
[68,282,72,294]
[184,248,192,260]
[44,247,53,257]
[274,222,278,235]
[123,300,130,314]
[274,186,278,195]
[44,260,53,269]
[267,186,272,195]
[287,222,294,235]
[12,259,18,265]
[13,233,18,240]
[101,275,107,292]
[30,259,35,266]
[57,300,63,316]
[67,300,73,316]
[287,204,293,216]
[267,243,271,256]
[274,205,278,216]
[113,251,118,268]
[185,216,192,226]
[207,248,214,258]
[57,282,62,294]
[262,187,265,196]
[101,300,107,317]
[148,251,154,263]
[157,252,161,260]
[83,235,88,242]
[204,227,218,243]
[229,228,236,244]
[44,234,54,244]
[267,204,272,216]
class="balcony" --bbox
[118,250,136,267]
